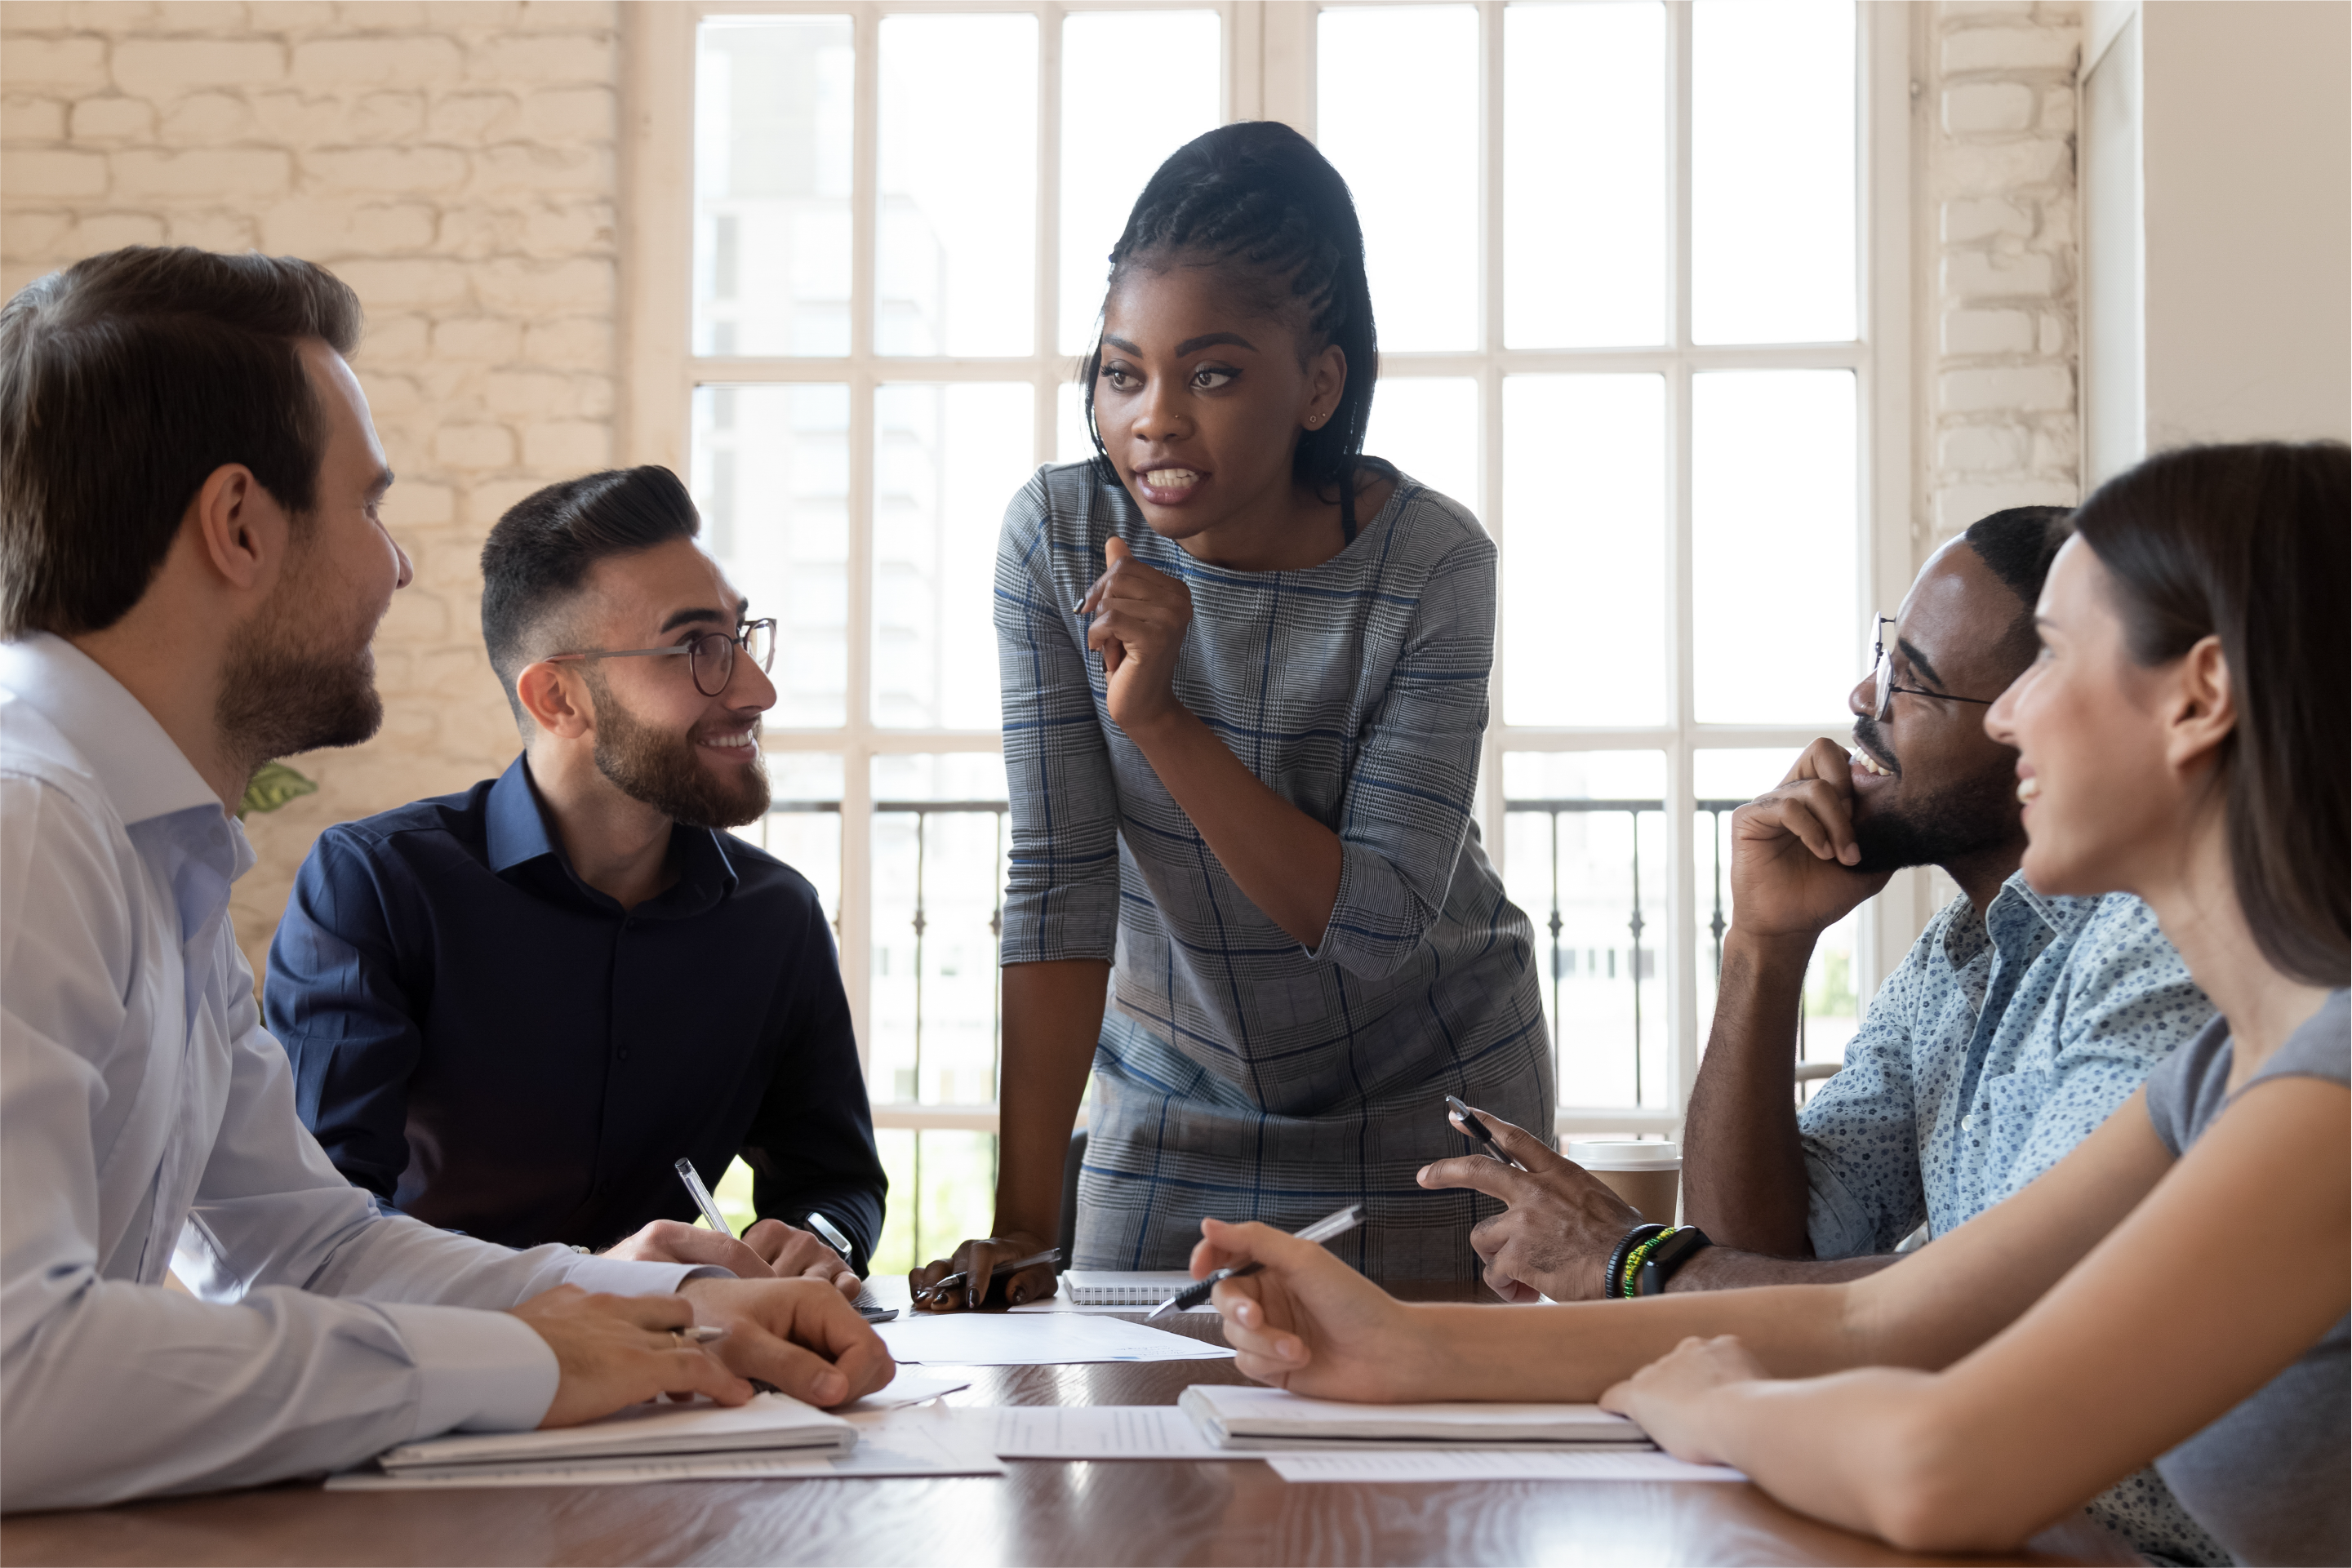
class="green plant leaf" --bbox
[238,762,318,820]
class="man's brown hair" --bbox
[0,247,363,638]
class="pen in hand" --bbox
[1445,1095,1527,1171]
[1147,1203,1366,1322]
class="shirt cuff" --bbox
[558,1255,731,1295]
[381,1302,560,1437]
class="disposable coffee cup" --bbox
[1565,1140,1681,1227]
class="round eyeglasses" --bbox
[1869,614,1999,723]
[545,618,776,698]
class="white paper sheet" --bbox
[1265,1450,1747,1484]
[979,1405,1236,1459]
[845,1369,972,1410]
[876,1311,1231,1366]
[1005,1298,1218,1315]
[326,1403,1003,1490]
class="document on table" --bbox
[876,1311,1232,1366]
[1180,1384,1645,1448]
[980,1405,1242,1459]
[326,1403,1003,1490]
[1006,1298,1217,1315]
[1265,1450,1748,1484]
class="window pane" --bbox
[1318,5,1479,351]
[878,14,1038,355]
[1059,11,1221,355]
[870,1128,997,1277]
[691,384,848,727]
[1501,751,1669,1110]
[874,384,1034,730]
[1364,377,1478,516]
[1692,370,1856,723]
[868,753,1011,1114]
[1056,379,1093,465]
[694,17,854,357]
[1501,375,1665,726]
[731,753,844,931]
[1504,2,1666,348]
[1693,748,1862,1099]
[1692,0,1856,344]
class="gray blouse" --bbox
[2143,989,2350,1566]
[994,462,1554,1277]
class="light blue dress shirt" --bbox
[1800,870,2216,1258]
[0,635,706,1511]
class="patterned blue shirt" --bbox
[995,462,1553,1278]
[1799,882,2227,1564]
[1800,870,2215,1258]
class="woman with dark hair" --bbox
[1187,442,2347,1563]
[911,122,1551,1304]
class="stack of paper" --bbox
[1179,1384,1649,1450]
[331,1397,1005,1490]
[876,1311,1231,1366]
[1059,1269,1198,1306]
[372,1392,851,1477]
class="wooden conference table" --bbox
[2,1281,2135,1568]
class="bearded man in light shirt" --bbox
[0,247,892,1512]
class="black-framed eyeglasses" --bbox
[1870,615,1999,723]
[545,618,776,698]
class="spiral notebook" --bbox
[1059,1270,1198,1307]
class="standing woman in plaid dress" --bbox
[911,122,1554,1306]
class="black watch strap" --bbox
[1634,1226,1713,1296]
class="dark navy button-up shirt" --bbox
[265,757,885,1267]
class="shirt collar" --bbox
[484,753,561,873]
[0,633,224,827]
[485,753,742,916]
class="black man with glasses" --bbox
[266,467,886,1296]
[1415,507,2220,1562]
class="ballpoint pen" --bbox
[919,1247,1063,1308]
[1445,1095,1528,1171]
[1146,1203,1365,1321]
[674,1157,734,1236]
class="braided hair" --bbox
[1081,122,1384,503]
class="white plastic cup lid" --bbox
[1565,1139,1681,1169]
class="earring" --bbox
[1307,412,1324,428]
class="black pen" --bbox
[1146,1203,1365,1321]
[1445,1095,1527,1171]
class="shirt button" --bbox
[1961,1113,1975,1132]
[616,1047,630,1062]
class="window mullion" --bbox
[1035,2,1062,469]
[843,2,883,1067]
[1668,0,1699,1122]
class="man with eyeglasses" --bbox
[1422,505,2224,1561]
[268,466,886,1296]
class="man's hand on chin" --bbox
[678,1276,896,1407]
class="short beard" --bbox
[586,673,769,829]
[216,552,383,775]
[1849,718,2022,875]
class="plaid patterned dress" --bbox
[994,462,1554,1279]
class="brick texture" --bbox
[0,0,622,973]
[1925,2,2084,539]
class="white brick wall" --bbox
[1925,1,2085,540]
[0,0,623,971]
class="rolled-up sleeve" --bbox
[1305,539,1494,980]
[996,474,1121,966]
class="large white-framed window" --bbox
[623,0,1916,1269]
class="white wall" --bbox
[2081,0,2352,482]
